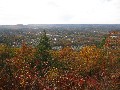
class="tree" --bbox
[36,30,51,60]
[79,46,102,75]
[0,44,15,71]
[99,36,107,48]
[35,30,52,76]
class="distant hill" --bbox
[0,24,120,31]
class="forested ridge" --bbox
[0,31,120,90]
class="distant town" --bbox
[0,24,120,50]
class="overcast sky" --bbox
[0,0,120,24]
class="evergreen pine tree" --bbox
[35,30,52,76]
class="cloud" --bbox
[0,0,120,24]
[47,1,59,7]
[104,0,112,1]
[60,15,74,23]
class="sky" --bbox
[0,0,120,24]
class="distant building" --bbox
[105,31,120,49]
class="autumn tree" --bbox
[0,44,15,73]
[0,42,36,89]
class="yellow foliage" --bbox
[46,67,59,80]
[79,46,102,71]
